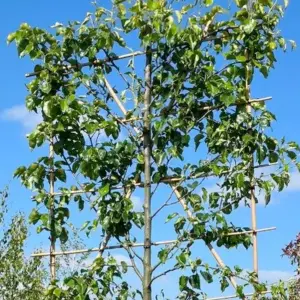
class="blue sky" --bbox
[0,0,300,298]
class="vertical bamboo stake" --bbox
[49,138,56,281]
[245,52,258,276]
[247,105,258,275]
[143,47,152,300]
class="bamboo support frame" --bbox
[26,36,276,297]
[31,226,276,258]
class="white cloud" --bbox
[0,105,42,130]
[240,269,294,286]
[113,254,131,265]
[259,269,294,284]
[132,195,143,212]
[285,171,300,192]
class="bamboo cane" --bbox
[30,226,276,257]
[205,290,270,300]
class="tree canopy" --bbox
[8,0,299,298]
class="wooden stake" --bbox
[247,103,259,275]
[245,49,259,276]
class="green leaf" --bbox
[29,209,40,225]
[221,278,229,292]
[265,193,271,205]
[14,166,26,178]
[236,173,244,188]
[179,275,188,291]
[269,41,277,50]
[7,32,16,44]
[242,19,257,34]
[56,169,66,182]
[158,248,168,264]
[220,94,235,106]
[53,288,62,297]
[204,0,213,6]
[152,172,161,183]
[284,0,289,8]
[147,0,161,10]
[236,55,247,62]
[177,252,187,266]
[235,0,247,7]
[43,101,52,117]
[60,98,68,112]
[289,40,297,50]
[40,81,52,94]
[260,66,269,78]
[175,11,182,23]
[269,152,279,163]
[194,133,204,150]
[99,183,110,197]
[165,212,178,223]
[189,274,201,289]
[121,261,128,273]
[200,270,213,283]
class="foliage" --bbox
[281,233,300,299]
[9,0,299,298]
[0,187,47,300]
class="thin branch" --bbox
[151,266,182,284]
[97,233,111,258]
[116,238,143,281]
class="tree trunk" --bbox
[143,47,152,300]
[49,139,56,281]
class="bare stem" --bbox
[143,47,152,300]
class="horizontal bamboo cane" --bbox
[31,226,275,257]
[109,97,271,123]
[25,33,230,78]
[205,290,270,300]
[226,227,276,236]
[31,162,276,199]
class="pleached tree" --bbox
[9,0,299,298]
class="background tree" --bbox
[0,187,46,300]
[9,0,299,298]
[282,234,300,299]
